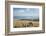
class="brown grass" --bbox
[13,20,39,28]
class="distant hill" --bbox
[14,16,39,20]
[19,19,39,21]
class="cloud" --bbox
[13,8,39,17]
[18,10,25,12]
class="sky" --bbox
[13,8,39,19]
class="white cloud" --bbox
[15,13,33,16]
[18,10,25,12]
[26,8,30,11]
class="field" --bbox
[13,19,39,28]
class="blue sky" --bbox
[13,8,39,19]
[13,8,39,16]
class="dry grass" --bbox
[13,20,39,28]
